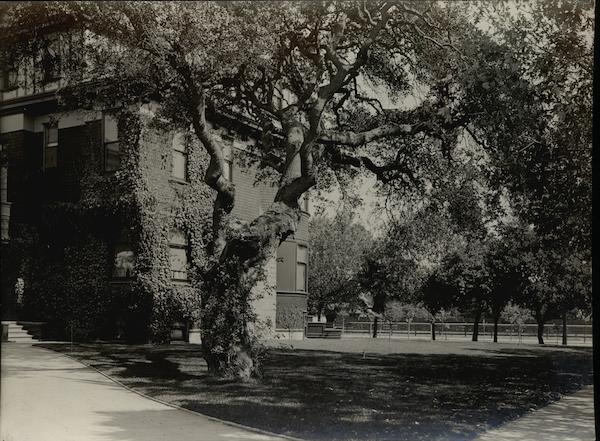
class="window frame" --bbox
[224,158,233,182]
[169,230,190,282]
[43,122,59,170]
[102,113,121,172]
[41,34,61,83]
[296,244,308,292]
[2,67,18,91]
[171,132,188,182]
[112,244,135,280]
[300,193,309,212]
[221,133,234,182]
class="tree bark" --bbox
[373,316,378,338]
[201,202,302,380]
[533,308,547,345]
[431,319,436,341]
[191,8,395,378]
[493,315,499,343]
[562,310,568,346]
[537,321,545,345]
[472,308,481,342]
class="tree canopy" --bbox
[1,0,592,373]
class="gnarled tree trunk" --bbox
[197,101,312,379]
[201,202,302,379]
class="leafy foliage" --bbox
[2,0,592,371]
[308,208,372,318]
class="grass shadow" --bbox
[37,342,593,441]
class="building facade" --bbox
[0,73,308,341]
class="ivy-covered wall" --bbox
[7,105,214,342]
[130,111,213,343]
[3,103,307,342]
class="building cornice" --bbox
[0,92,59,116]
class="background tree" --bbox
[440,242,489,341]
[467,1,592,345]
[485,236,521,343]
[502,303,530,342]
[307,207,372,321]
[420,269,457,341]
[554,252,592,345]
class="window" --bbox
[171,132,188,181]
[43,122,58,169]
[224,159,233,182]
[112,229,135,279]
[42,35,61,82]
[103,114,121,171]
[221,134,234,182]
[296,244,308,292]
[2,67,18,91]
[300,193,309,212]
[169,230,189,281]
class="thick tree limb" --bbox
[318,123,424,146]
[325,144,416,185]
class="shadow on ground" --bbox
[474,385,594,441]
[37,342,593,441]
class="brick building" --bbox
[0,68,309,341]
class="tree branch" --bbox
[318,122,424,146]
[325,144,417,186]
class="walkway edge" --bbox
[37,345,305,441]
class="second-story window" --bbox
[43,122,58,169]
[296,244,308,292]
[224,158,233,182]
[171,132,188,181]
[2,66,18,91]
[221,133,235,182]
[42,35,61,83]
[103,114,121,171]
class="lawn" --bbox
[38,339,593,441]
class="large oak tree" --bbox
[5,1,586,377]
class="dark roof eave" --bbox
[0,90,272,140]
